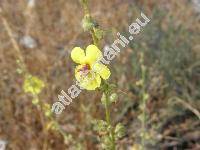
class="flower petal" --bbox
[85,45,102,65]
[93,63,111,80]
[83,73,101,90]
[71,47,86,64]
[75,67,101,90]
[23,75,45,95]
[75,65,83,81]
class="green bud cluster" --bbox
[82,14,95,31]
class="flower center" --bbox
[78,64,91,76]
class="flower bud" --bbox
[94,28,104,40]
[109,93,118,103]
[82,15,95,31]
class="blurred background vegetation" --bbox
[0,0,199,149]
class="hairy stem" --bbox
[105,92,116,150]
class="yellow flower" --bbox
[71,45,111,90]
[23,75,45,95]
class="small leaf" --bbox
[92,119,108,133]
[115,123,125,139]
[101,136,113,150]
[109,84,117,89]
[109,93,118,103]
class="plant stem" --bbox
[80,0,99,47]
[0,9,27,73]
[141,96,146,150]
[91,28,99,47]
[141,64,146,150]
[104,92,116,150]
[80,1,115,149]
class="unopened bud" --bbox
[82,15,95,31]
[109,93,118,103]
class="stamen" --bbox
[78,64,91,76]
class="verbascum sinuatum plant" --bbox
[69,0,126,149]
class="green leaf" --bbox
[101,136,113,150]
[114,123,125,139]
[109,93,118,103]
[101,93,118,106]
[92,119,108,133]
